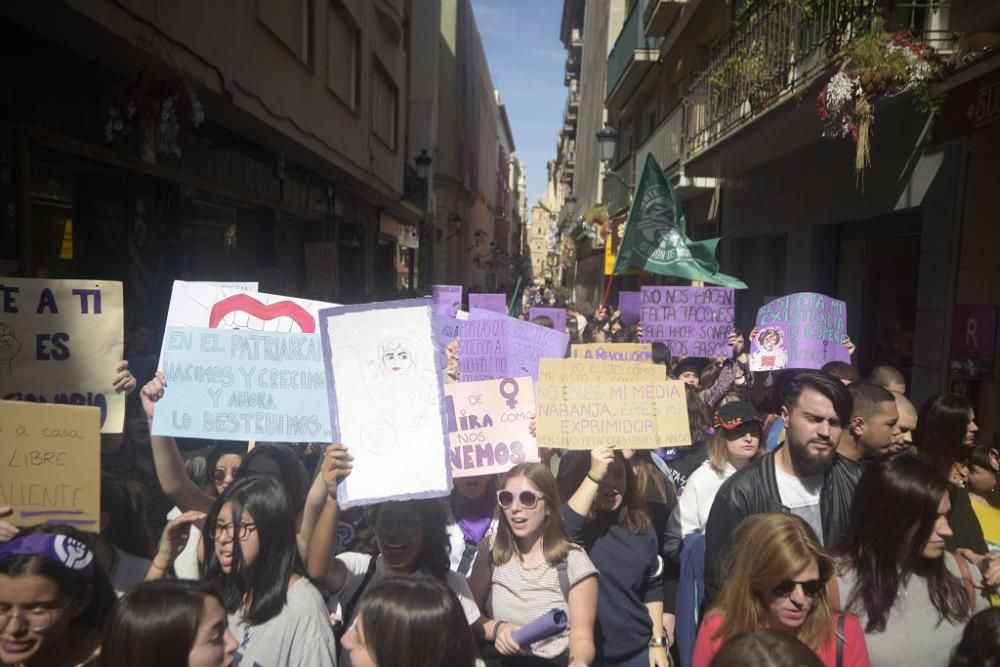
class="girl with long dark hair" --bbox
[833,453,989,665]
[916,394,987,554]
[0,527,117,667]
[192,476,336,665]
[469,462,598,665]
[559,447,667,667]
[101,580,238,667]
[341,575,480,667]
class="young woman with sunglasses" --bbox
[199,475,336,665]
[141,374,331,561]
[832,453,989,666]
[305,445,481,667]
[468,463,598,666]
[0,527,116,667]
[692,513,869,667]
[558,447,667,667]
[100,580,239,667]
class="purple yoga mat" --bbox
[511,608,569,646]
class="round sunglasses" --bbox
[771,579,825,598]
[497,490,545,509]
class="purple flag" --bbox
[618,291,641,325]
[469,293,506,314]
[749,292,849,371]
[528,307,566,333]
[640,286,734,357]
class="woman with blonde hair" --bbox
[692,513,869,667]
[469,462,598,666]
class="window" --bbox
[259,0,313,65]
[327,2,360,110]
[372,63,398,150]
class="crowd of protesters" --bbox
[1,291,999,667]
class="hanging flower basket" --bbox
[105,68,205,160]
[817,21,939,176]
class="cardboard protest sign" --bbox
[444,376,538,478]
[618,291,642,325]
[320,300,451,507]
[164,281,335,334]
[639,286,734,357]
[750,293,848,371]
[433,313,464,372]
[528,307,566,333]
[538,358,665,385]
[0,400,101,530]
[151,327,332,442]
[535,380,689,450]
[570,343,653,363]
[432,285,463,317]
[461,310,569,382]
[0,278,125,433]
[469,293,507,314]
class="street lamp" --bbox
[415,149,433,179]
[596,125,619,163]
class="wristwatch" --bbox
[649,636,669,648]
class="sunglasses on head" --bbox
[497,490,544,509]
[772,579,825,598]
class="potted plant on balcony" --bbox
[816,19,939,176]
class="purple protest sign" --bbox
[433,313,463,371]
[460,310,568,381]
[432,285,462,317]
[469,293,507,314]
[639,286,734,357]
[618,291,641,325]
[750,292,849,371]
[528,307,566,333]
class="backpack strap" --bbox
[456,542,478,577]
[836,613,846,667]
[953,551,977,611]
[556,558,570,602]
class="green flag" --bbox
[613,154,747,289]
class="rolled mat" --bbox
[511,608,569,646]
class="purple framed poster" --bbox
[529,307,567,333]
[432,285,462,317]
[469,293,507,314]
[750,292,849,371]
[639,286,734,357]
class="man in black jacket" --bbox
[703,370,863,600]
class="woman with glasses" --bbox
[558,447,667,667]
[468,462,598,666]
[305,445,481,667]
[198,475,336,666]
[100,580,238,667]
[692,513,869,667]
[0,527,116,667]
[832,453,989,666]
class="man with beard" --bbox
[702,371,861,600]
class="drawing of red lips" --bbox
[209,294,316,333]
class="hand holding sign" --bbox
[112,360,137,395]
[321,444,354,499]
[0,507,16,542]
[589,446,615,481]
[140,372,168,423]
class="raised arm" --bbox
[566,574,598,667]
[145,510,206,581]
[296,445,333,558]
[140,372,214,513]
[305,443,352,593]
[565,446,614,518]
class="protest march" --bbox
[2,2,1000,667]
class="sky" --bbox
[470,0,566,206]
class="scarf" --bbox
[451,492,495,545]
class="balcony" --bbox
[644,0,687,37]
[606,0,663,108]
[635,104,685,174]
[683,0,953,163]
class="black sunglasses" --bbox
[772,579,825,598]
[497,490,544,509]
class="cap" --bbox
[713,401,763,431]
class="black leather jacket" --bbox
[703,449,864,600]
